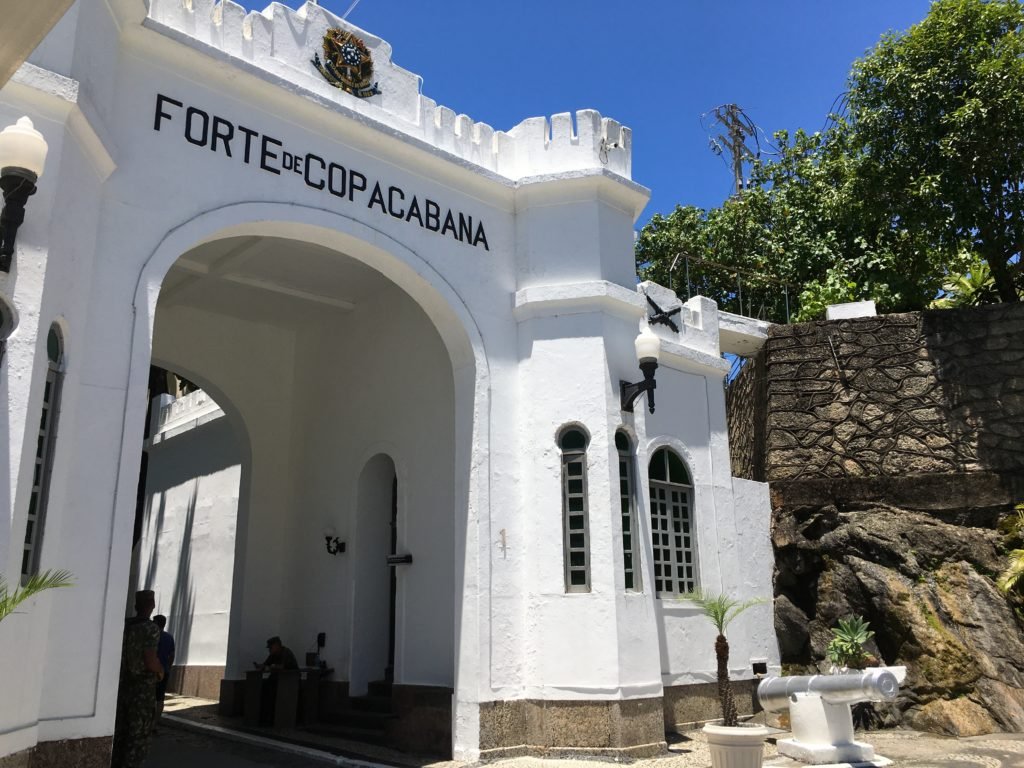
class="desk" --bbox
[299,667,333,725]
[243,667,333,728]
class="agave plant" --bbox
[682,590,766,727]
[826,615,875,670]
[0,569,74,623]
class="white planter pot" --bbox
[704,723,769,768]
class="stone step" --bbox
[303,721,390,746]
[351,694,393,713]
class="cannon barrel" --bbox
[757,669,899,713]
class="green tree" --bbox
[681,590,765,727]
[0,569,74,623]
[637,0,1024,318]
[847,0,1024,303]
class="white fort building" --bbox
[0,1,779,763]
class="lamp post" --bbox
[620,326,661,414]
[0,116,49,272]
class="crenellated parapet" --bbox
[144,0,632,181]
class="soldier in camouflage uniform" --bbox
[111,590,164,768]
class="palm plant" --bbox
[997,506,1024,594]
[682,590,766,727]
[0,569,74,623]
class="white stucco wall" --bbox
[134,391,242,668]
[639,289,781,687]
[0,0,780,761]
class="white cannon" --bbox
[757,668,905,765]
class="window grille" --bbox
[616,431,641,592]
[22,325,64,584]
[648,447,696,597]
[559,427,590,593]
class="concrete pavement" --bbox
[147,718,1024,768]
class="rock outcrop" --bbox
[772,477,1024,736]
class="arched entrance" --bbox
[120,206,487,757]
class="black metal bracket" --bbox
[386,553,413,566]
[325,536,345,555]
[0,167,39,272]
[620,359,659,414]
[646,294,681,333]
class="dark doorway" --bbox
[385,474,397,682]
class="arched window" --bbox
[648,447,696,597]
[22,325,64,583]
[616,431,641,592]
[559,426,590,593]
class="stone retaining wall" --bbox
[725,301,1024,736]
[757,303,1024,481]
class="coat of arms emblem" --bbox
[312,28,381,98]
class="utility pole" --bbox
[708,104,757,196]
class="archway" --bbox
[119,207,485,756]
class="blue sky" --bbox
[242,1,934,225]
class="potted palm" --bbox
[682,590,769,768]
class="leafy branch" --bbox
[0,569,74,623]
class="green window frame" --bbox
[648,447,696,597]
[559,427,591,593]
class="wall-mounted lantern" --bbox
[323,525,345,555]
[0,117,49,272]
[620,327,661,414]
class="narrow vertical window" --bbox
[616,431,641,592]
[648,447,696,597]
[22,325,64,584]
[559,427,590,593]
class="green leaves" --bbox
[679,589,766,636]
[826,615,876,670]
[997,505,1024,594]
[0,569,74,623]
[636,0,1023,318]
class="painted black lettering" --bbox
[211,116,234,157]
[458,213,473,243]
[154,94,183,131]
[327,163,347,197]
[260,134,282,174]
[441,210,458,239]
[425,199,440,231]
[185,107,210,147]
[387,186,405,218]
[367,182,388,214]
[282,151,294,172]
[305,154,326,190]
[405,196,424,226]
[238,126,258,164]
[349,170,367,202]
[473,222,490,251]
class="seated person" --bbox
[256,636,299,672]
[254,636,299,725]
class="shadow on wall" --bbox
[168,482,197,668]
[141,481,196,668]
[923,303,1024,486]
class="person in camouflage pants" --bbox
[111,590,164,768]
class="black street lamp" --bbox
[620,327,661,414]
[0,117,49,272]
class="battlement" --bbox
[145,0,633,181]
